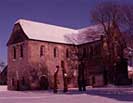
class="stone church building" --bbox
[7,19,129,90]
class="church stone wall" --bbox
[7,40,79,90]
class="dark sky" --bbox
[0,0,132,63]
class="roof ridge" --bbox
[16,19,78,32]
[12,19,103,45]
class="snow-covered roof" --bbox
[15,19,104,45]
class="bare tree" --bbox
[91,1,133,35]
[91,1,133,84]
[91,1,133,60]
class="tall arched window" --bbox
[40,46,44,57]
[13,46,16,59]
[90,46,93,58]
[83,48,86,57]
[54,47,57,58]
[87,47,90,58]
[20,45,23,58]
[66,49,69,58]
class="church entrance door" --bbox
[39,75,49,90]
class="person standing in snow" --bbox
[53,65,59,93]
[62,69,68,92]
[61,61,68,92]
[78,62,86,91]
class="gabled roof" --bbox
[14,19,104,45]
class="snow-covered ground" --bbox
[0,86,133,103]
[0,86,7,91]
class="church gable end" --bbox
[7,23,28,45]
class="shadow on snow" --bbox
[63,88,133,102]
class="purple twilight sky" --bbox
[0,0,133,63]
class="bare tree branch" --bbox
[90,1,133,63]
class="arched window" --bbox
[66,49,69,58]
[54,47,57,58]
[90,46,93,58]
[83,48,86,57]
[95,44,101,55]
[87,47,90,58]
[13,46,16,59]
[20,45,23,57]
[40,46,44,57]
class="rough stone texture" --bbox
[8,38,104,90]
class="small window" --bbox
[20,45,23,58]
[54,48,57,58]
[13,46,16,59]
[66,49,69,58]
[40,46,44,57]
